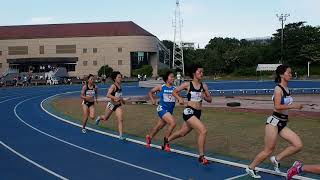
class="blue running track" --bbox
[0,85,317,179]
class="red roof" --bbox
[0,21,155,40]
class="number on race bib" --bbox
[107,102,115,110]
[266,116,279,126]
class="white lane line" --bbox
[41,91,317,180]
[15,96,183,180]
[0,140,68,180]
[225,173,248,180]
[0,96,25,104]
[0,96,11,99]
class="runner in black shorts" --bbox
[81,74,98,133]
[95,71,126,140]
[246,65,304,178]
[167,64,212,165]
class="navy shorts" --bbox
[157,105,174,119]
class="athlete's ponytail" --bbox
[275,65,289,83]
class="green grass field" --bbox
[50,97,320,167]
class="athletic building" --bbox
[0,21,170,78]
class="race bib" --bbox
[163,93,175,102]
[183,108,194,115]
[107,102,115,110]
[190,92,202,102]
[115,92,122,97]
[266,116,279,126]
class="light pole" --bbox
[308,61,311,78]
[103,56,106,84]
[276,13,290,64]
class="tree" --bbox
[273,22,320,66]
[132,65,153,77]
[98,65,113,77]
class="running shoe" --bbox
[119,135,126,141]
[198,155,209,165]
[146,135,151,148]
[287,161,303,180]
[270,156,281,173]
[161,137,171,152]
[82,128,86,134]
[95,116,100,125]
[164,143,171,152]
[245,167,261,179]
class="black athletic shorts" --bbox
[107,102,121,111]
[183,106,201,121]
[266,111,288,133]
[83,101,94,108]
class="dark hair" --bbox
[162,71,174,83]
[275,65,290,83]
[87,74,94,81]
[111,71,121,82]
[188,64,203,79]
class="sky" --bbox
[0,0,319,47]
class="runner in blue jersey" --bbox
[146,71,177,151]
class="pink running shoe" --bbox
[287,161,303,180]
[146,135,151,148]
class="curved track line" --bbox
[41,91,317,180]
[14,96,183,180]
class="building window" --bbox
[65,64,76,72]
[83,48,87,53]
[83,61,88,66]
[130,52,149,70]
[39,46,44,54]
[56,45,76,54]
[0,51,2,56]
[118,47,122,53]
[93,48,98,53]
[93,61,97,66]
[0,63,2,68]
[118,60,123,65]
[8,46,28,55]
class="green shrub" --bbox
[132,65,153,77]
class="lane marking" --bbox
[0,140,68,180]
[40,91,317,180]
[14,96,183,180]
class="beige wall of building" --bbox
[0,35,167,78]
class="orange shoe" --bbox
[146,135,151,148]
[198,155,209,165]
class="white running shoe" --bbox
[119,135,126,141]
[245,167,261,179]
[95,116,100,125]
[270,156,281,173]
[82,128,87,133]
